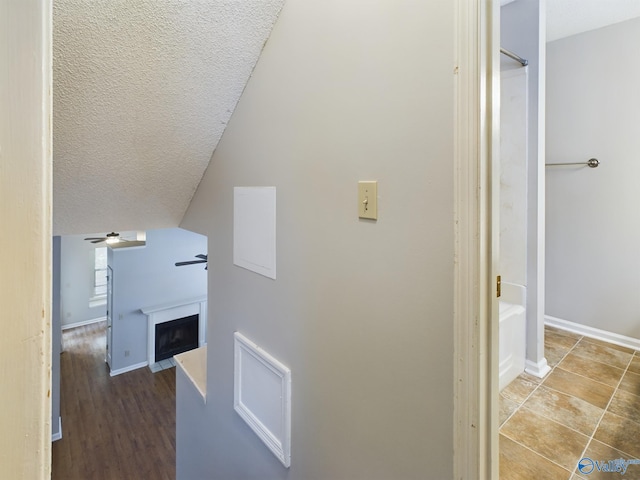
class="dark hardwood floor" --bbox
[52,321,176,480]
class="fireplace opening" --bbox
[155,314,199,362]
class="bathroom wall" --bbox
[546,17,640,340]
[178,0,455,478]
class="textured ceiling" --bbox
[53,0,284,236]
[547,0,640,42]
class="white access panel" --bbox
[233,332,291,467]
[233,187,276,279]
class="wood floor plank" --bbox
[52,321,176,479]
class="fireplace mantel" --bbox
[141,296,207,369]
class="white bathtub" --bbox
[499,282,526,391]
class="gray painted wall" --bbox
[60,234,107,327]
[108,228,207,372]
[52,236,62,440]
[178,1,454,478]
[546,17,640,339]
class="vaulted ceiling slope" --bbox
[53,0,284,236]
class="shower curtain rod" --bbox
[546,158,600,168]
[500,47,528,67]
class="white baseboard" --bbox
[525,358,551,379]
[109,361,148,377]
[62,316,106,331]
[545,315,640,352]
[51,416,62,442]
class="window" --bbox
[90,247,107,307]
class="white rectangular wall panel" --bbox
[233,187,276,279]
[234,332,291,467]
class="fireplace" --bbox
[155,314,199,362]
[141,296,207,370]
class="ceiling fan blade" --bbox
[91,239,106,243]
[85,237,106,241]
[195,254,207,260]
[175,260,207,266]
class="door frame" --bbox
[106,265,114,367]
[0,0,53,477]
[453,0,500,478]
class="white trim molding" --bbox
[233,332,291,468]
[61,316,106,331]
[1,1,52,476]
[525,358,551,379]
[51,417,62,442]
[453,0,498,478]
[109,361,148,377]
[546,315,640,352]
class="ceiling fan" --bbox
[84,232,128,245]
[175,254,207,270]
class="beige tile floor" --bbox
[499,326,640,479]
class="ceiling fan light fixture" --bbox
[105,232,120,245]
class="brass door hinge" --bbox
[496,275,501,298]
